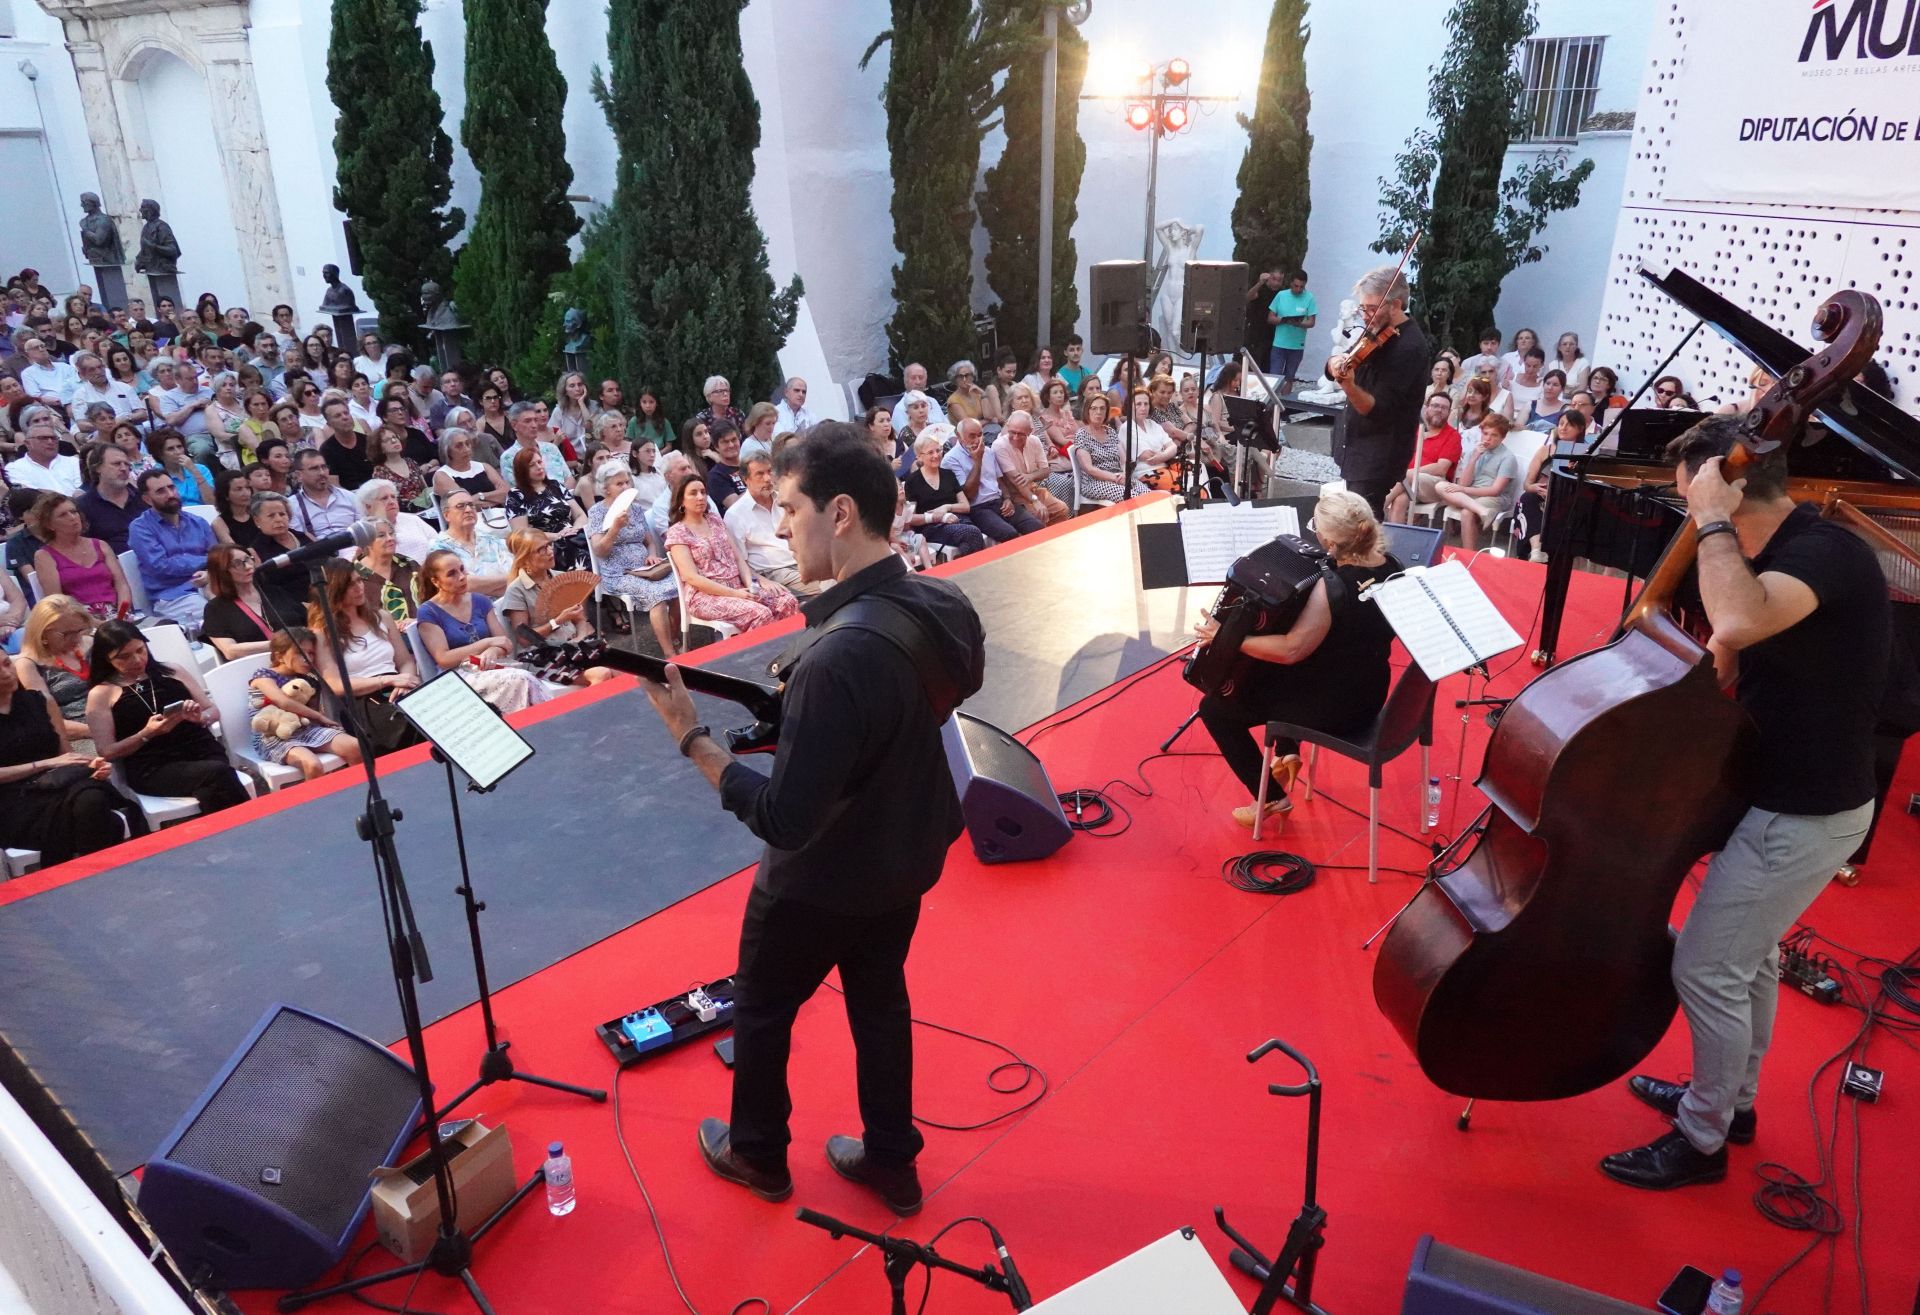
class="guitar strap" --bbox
[767,595,966,722]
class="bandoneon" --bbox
[1183,535,1329,698]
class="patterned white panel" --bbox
[1595,1,1917,414]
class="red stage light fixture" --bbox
[1125,101,1154,131]
[1165,58,1190,86]
[1162,99,1191,132]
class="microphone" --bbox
[989,1227,1032,1309]
[258,519,379,570]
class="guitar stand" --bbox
[1214,1039,1333,1315]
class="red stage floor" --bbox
[211,550,1915,1314]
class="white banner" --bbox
[1662,0,1920,211]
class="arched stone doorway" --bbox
[41,0,291,315]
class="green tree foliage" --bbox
[1231,0,1312,283]
[328,0,462,354]
[456,0,580,369]
[979,5,1086,364]
[588,0,800,419]
[511,211,617,391]
[1372,0,1592,353]
[864,1,1027,372]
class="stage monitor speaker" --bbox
[1181,261,1247,356]
[1401,1236,1648,1314]
[1088,260,1150,357]
[138,1005,424,1292]
[942,712,1072,864]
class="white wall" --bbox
[129,50,252,308]
[1,0,103,292]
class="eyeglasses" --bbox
[1655,386,1679,397]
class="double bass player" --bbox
[1601,416,1888,1190]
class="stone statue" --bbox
[78,193,124,267]
[133,199,180,275]
[420,280,464,331]
[562,307,591,354]
[1151,219,1204,358]
[318,263,361,314]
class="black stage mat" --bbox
[0,503,1201,1175]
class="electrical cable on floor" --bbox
[908,1215,1015,1315]
[610,1060,772,1315]
[1018,651,1187,748]
[1222,849,1316,895]
[341,1241,442,1315]
[821,981,1049,1131]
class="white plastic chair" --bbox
[406,620,439,675]
[204,659,345,790]
[183,504,220,524]
[2,849,40,880]
[109,760,257,830]
[1068,459,1115,515]
[140,624,216,702]
[667,559,740,649]
[119,550,151,614]
[22,567,42,603]
[585,540,646,637]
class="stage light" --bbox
[1125,101,1154,131]
[1162,99,1190,132]
[1137,60,1155,84]
[1165,57,1190,86]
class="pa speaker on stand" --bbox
[1089,260,1152,358]
[1180,261,1247,357]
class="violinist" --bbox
[1326,265,1432,518]
[1600,416,1888,1191]
[1195,490,1402,831]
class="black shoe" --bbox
[825,1135,923,1216]
[1627,1075,1755,1145]
[1599,1129,1728,1190]
[697,1118,792,1202]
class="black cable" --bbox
[820,982,1049,1132]
[1056,788,1124,835]
[610,1060,771,1315]
[1222,850,1315,895]
[340,1242,445,1315]
[1017,650,1187,748]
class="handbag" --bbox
[350,690,422,754]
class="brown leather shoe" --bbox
[698,1118,792,1202]
[825,1135,922,1216]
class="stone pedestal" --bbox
[147,273,182,310]
[429,328,466,371]
[92,265,128,312]
[330,312,359,351]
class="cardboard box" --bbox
[370,1120,518,1264]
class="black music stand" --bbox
[392,672,609,1123]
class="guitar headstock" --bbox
[1735,290,1883,468]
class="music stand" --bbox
[393,671,610,1123]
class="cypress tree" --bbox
[591,0,799,420]
[456,0,580,370]
[1372,0,1592,352]
[1231,0,1312,283]
[864,2,1026,372]
[980,5,1086,366]
[328,0,462,354]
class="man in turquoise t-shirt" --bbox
[1266,271,1318,393]
[1055,334,1089,395]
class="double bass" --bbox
[1372,288,1883,1101]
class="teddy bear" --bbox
[252,677,319,741]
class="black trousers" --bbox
[1199,689,1300,799]
[729,883,924,1170]
[129,755,251,814]
[1344,475,1397,520]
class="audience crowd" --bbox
[5,264,1827,870]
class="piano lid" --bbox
[1640,266,1920,485]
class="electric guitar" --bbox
[514,632,784,755]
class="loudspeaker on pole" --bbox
[1088,260,1151,357]
[1181,261,1248,356]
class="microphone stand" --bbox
[278,562,540,1315]
[427,744,607,1123]
[795,1208,1032,1313]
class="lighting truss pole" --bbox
[1082,59,1236,270]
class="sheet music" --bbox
[397,670,535,790]
[1366,559,1523,680]
[1176,502,1302,582]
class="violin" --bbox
[1372,287,1883,1101]
[1327,227,1420,386]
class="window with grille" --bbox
[1518,36,1605,144]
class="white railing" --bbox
[0,1084,188,1315]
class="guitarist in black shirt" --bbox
[640,422,985,1215]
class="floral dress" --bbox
[1053,425,1142,504]
[663,517,798,632]
[505,483,588,570]
[249,667,339,763]
[585,501,677,610]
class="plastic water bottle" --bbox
[544,1141,575,1216]
[1426,777,1442,831]
[1706,1270,1743,1315]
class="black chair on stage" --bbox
[1252,657,1438,882]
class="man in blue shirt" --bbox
[1266,270,1318,393]
[129,469,217,630]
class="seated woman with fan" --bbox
[499,530,613,685]
[1195,490,1403,831]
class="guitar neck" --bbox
[522,636,781,720]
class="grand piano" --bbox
[1536,267,1920,664]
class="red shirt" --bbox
[1414,424,1462,471]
